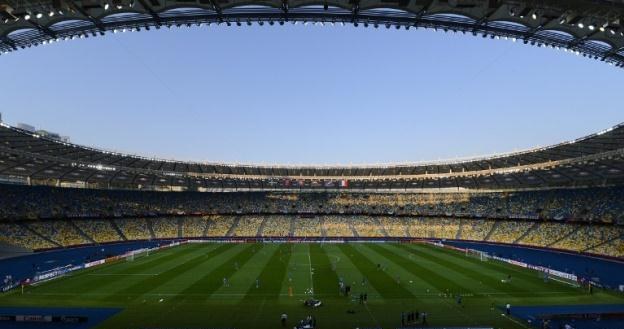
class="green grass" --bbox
[1,242,622,329]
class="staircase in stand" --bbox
[202,217,213,238]
[319,217,327,238]
[256,216,268,237]
[69,219,96,244]
[145,218,156,240]
[513,221,539,244]
[177,217,183,238]
[456,219,464,240]
[484,220,500,241]
[546,224,581,248]
[347,217,359,238]
[20,222,62,248]
[373,217,389,238]
[110,219,128,241]
[403,218,411,238]
[288,216,296,237]
[225,216,241,237]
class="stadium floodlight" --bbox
[104,3,110,10]
[35,12,42,19]
[588,23,595,31]
[48,11,54,17]
[531,11,538,20]
[24,13,31,20]
[577,22,584,29]
[518,7,531,19]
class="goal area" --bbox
[465,248,491,262]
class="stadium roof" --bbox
[0,122,623,191]
[2,0,624,67]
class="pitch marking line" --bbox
[308,246,314,295]
[24,291,573,299]
[88,273,159,276]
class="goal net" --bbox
[465,248,490,261]
[126,248,150,262]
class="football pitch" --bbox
[1,242,623,329]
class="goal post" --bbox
[125,248,150,262]
[465,248,490,261]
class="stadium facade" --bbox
[0,122,623,191]
[0,122,622,261]
[2,3,624,327]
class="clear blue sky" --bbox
[1,25,622,165]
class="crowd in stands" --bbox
[28,221,89,247]
[407,218,460,240]
[459,219,494,241]
[74,219,122,243]
[260,216,292,237]
[550,225,623,253]
[181,217,208,238]
[293,217,322,237]
[0,223,56,250]
[151,217,179,239]
[205,216,235,237]
[518,222,576,248]
[0,215,622,259]
[114,218,151,241]
[378,217,408,237]
[322,216,355,237]
[352,216,386,237]
[1,184,623,224]
[589,237,624,258]
[0,183,622,258]
[486,221,535,244]
[231,216,264,237]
